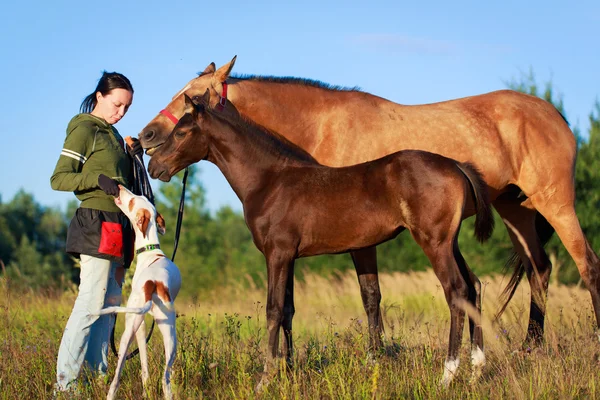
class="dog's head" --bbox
[114,186,166,239]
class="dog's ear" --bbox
[156,212,166,235]
[135,208,151,239]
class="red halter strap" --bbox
[160,109,179,124]
[216,82,228,111]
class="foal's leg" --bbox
[454,244,485,382]
[256,249,295,393]
[494,199,552,347]
[350,247,384,351]
[281,261,296,366]
[412,233,469,387]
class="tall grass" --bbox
[1,270,597,399]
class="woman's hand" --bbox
[98,174,120,196]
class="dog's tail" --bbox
[94,301,153,316]
[93,280,172,316]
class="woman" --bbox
[50,71,142,392]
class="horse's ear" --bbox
[183,94,195,115]
[212,55,236,94]
[201,62,216,75]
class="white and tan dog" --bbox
[94,185,181,400]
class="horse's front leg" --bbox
[256,248,295,393]
[281,261,296,367]
[350,246,384,351]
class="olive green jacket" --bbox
[50,113,132,212]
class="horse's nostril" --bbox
[144,130,155,141]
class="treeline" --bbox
[1,76,599,297]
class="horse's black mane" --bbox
[204,106,318,164]
[231,74,362,92]
[195,70,362,92]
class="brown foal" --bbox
[148,93,495,386]
[139,57,599,350]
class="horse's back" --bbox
[310,89,574,195]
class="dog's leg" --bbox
[107,313,145,400]
[156,306,177,400]
[135,319,150,390]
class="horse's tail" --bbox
[456,162,495,243]
[495,212,555,320]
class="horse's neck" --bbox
[228,80,345,147]
[206,119,309,203]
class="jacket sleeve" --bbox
[50,122,100,192]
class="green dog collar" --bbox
[136,244,161,255]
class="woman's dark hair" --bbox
[80,71,134,113]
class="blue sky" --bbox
[1,0,598,214]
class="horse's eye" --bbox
[175,130,186,139]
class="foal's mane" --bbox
[229,74,362,92]
[205,106,318,163]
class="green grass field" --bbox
[1,270,598,399]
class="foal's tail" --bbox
[456,162,494,243]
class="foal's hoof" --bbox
[439,374,455,388]
[469,367,483,385]
[440,359,460,388]
[255,374,271,394]
[365,351,378,366]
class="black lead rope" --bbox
[110,144,188,361]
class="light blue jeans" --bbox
[56,255,123,391]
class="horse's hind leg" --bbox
[412,232,468,387]
[350,247,384,351]
[530,191,600,340]
[453,244,485,382]
[494,199,552,347]
[281,261,296,367]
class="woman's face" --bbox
[93,88,133,125]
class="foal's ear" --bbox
[212,55,236,94]
[156,212,166,235]
[200,88,210,108]
[183,94,195,115]
[191,88,210,114]
[135,208,151,239]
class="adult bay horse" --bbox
[148,93,494,386]
[139,57,600,348]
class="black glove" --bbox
[127,137,143,158]
[98,174,120,196]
